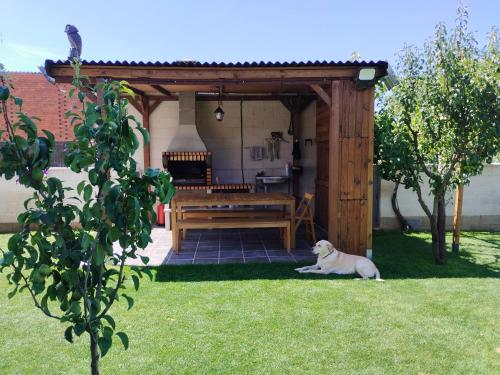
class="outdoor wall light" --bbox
[355,67,377,90]
[214,86,224,121]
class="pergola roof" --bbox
[45,59,388,69]
[44,59,388,99]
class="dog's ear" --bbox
[326,242,334,251]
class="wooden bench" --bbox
[173,217,291,253]
[180,209,284,239]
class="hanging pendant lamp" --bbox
[214,86,224,122]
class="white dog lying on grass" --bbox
[295,240,383,281]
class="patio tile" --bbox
[244,257,270,263]
[193,258,219,264]
[242,245,265,251]
[196,251,220,259]
[293,255,317,262]
[266,250,289,256]
[220,245,241,251]
[218,257,245,264]
[220,250,244,258]
[263,242,285,250]
[167,259,193,265]
[220,238,241,245]
[198,240,218,245]
[269,256,296,263]
[169,253,195,260]
[243,250,268,257]
[181,243,198,249]
[292,250,314,256]
[198,245,219,253]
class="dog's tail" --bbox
[374,267,384,282]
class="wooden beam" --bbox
[128,97,143,115]
[128,85,146,97]
[328,81,341,247]
[141,96,151,170]
[452,184,464,252]
[151,84,172,96]
[150,99,162,114]
[197,94,315,101]
[81,87,97,103]
[49,65,387,83]
[310,84,331,107]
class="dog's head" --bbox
[312,240,336,257]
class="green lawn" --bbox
[0,231,499,374]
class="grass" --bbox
[0,231,499,374]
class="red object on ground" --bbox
[157,204,165,225]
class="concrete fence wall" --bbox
[379,163,500,231]
[0,168,88,232]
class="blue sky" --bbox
[1,0,498,72]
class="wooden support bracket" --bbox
[310,84,331,107]
[128,96,144,115]
[150,99,162,114]
[151,84,172,97]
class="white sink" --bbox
[256,176,289,184]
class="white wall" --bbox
[149,101,179,169]
[379,163,500,230]
[196,100,293,186]
[0,168,88,231]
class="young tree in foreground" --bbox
[376,6,499,264]
[0,61,175,374]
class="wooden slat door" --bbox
[332,81,374,255]
[315,99,330,231]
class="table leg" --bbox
[171,201,179,254]
[289,199,296,250]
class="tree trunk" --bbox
[391,181,412,231]
[90,331,100,375]
[436,193,447,264]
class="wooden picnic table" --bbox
[170,192,296,252]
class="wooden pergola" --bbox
[45,59,388,255]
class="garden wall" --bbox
[379,163,500,231]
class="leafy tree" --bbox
[0,61,175,374]
[375,6,499,264]
[375,83,416,231]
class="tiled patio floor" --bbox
[120,227,319,266]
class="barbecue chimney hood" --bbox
[166,92,207,151]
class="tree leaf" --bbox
[98,336,112,357]
[102,314,116,330]
[74,323,86,336]
[64,326,73,343]
[83,184,93,202]
[116,332,129,350]
[7,286,18,299]
[140,256,149,265]
[122,294,134,310]
[131,275,139,291]
[77,180,86,195]
[94,243,105,266]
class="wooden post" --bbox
[452,185,464,252]
[141,96,151,170]
[328,81,341,246]
[366,87,374,258]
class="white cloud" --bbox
[1,42,61,71]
